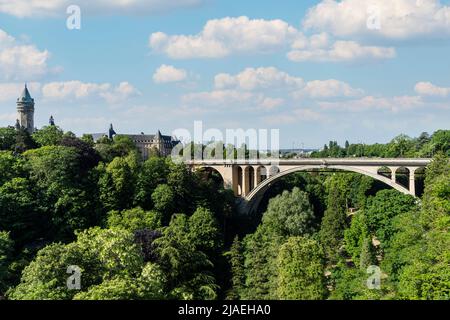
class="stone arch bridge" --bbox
[186,158,431,214]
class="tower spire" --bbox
[109,123,116,140]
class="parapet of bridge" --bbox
[187,158,432,213]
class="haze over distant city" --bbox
[0,0,449,148]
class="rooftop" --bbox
[17,84,34,103]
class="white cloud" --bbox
[288,40,396,62]
[318,95,424,112]
[293,79,364,98]
[291,32,330,50]
[153,64,187,83]
[100,82,141,104]
[181,89,285,112]
[58,116,111,133]
[0,29,53,80]
[149,16,299,59]
[212,67,361,101]
[303,0,450,40]
[214,67,304,91]
[182,67,367,114]
[0,29,15,47]
[149,15,397,63]
[415,81,450,97]
[0,82,41,102]
[43,81,110,99]
[0,0,205,17]
[182,67,304,111]
[42,81,140,104]
[263,109,325,125]
[182,89,257,107]
[0,112,16,122]
[260,97,284,110]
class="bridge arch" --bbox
[246,165,413,203]
[195,166,225,187]
[187,158,430,214]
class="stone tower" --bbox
[16,84,35,133]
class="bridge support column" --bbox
[253,166,260,191]
[242,166,250,197]
[409,167,417,196]
[265,166,271,178]
[231,165,239,196]
[390,167,399,183]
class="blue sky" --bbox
[0,0,449,148]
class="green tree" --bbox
[151,184,175,223]
[276,237,326,300]
[0,231,13,295]
[134,157,170,209]
[344,212,370,265]
[94,135,138,162]
[99,156,136,212]
[107,207,161,232]
[359,237,377,270]
[262,187,315,238]
[0,127,17,151]
[154,214,219,300]
[113,135,139,157]
[0,151,25,186]
[394,155,449,299]
[81,134,94,147]
[364,189,416,248]
[73,263,167,300]
[242,188,316,299]
[24,146,101,240]
[167,161,195,212]
[8,228,144,300]
[430,130,450,156]
[386,134,415,157]
[0,178,43,246]
[320,175,349,265]
[14,127,37,153]
[225,236,245,300]
[188,207,221,254]
[32,126,64,147]
[242,226,277,299]
[329,261,387,300]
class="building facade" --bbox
[90,124,180,160]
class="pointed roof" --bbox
[18,84,34,103]
[109,123,117,139]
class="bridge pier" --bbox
[390,167,399,183]
[242,166,250,197]
[253,166,260,191]
[409,167,417,196]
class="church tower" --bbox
[16,84,35,133]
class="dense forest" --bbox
[0,125,449,300]
[308,131,449,158]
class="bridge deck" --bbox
[186,158,432,166]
